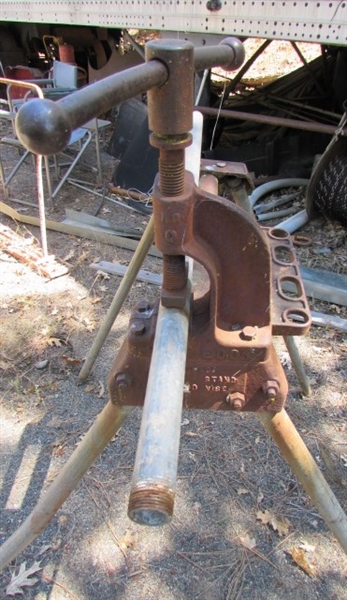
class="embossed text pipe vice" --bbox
[15,38,245,157]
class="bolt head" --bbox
[131,319,145,336]
[241,326,258,341]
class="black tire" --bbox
[313,154,347,226]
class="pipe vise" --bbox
[14,35,311,528]
[107,39,311,525]
[109,176,311,413]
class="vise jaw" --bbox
[109,172,311,413]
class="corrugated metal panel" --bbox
[1,1,346,46]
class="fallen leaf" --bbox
[291,546,315,577]
[193,502,201,514]
[299,540,316,553]
[61,355,82,366]
[62,249,75,262]
[256,509,290,536]
[37,544,52,556]
[237,487,250,495]
[257,491,264,503]
[119,530,137,550]
[6,561,42,596]
[98,380,105,398]
[96,270,110,280]
[239,534,256,550]
[98,285,108,293]
[35,359,49,370]
[47,337,63,347]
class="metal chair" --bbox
[0,76,94,206]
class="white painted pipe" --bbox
[128,111,202,526]
[276,208,310,233]
[128,299,190,525]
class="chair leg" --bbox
[51,130,93,200]
[0,153,9,199]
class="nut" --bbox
[137,300,150,313]
[262,380,279,400]
[115,372,132,390]
[226,391,245,410]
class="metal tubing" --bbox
[249,178,309,208]
[197,106,345,137]
[78,216,155,382]
[128,300,190,526]
[15,38,244,157]
[258,410,347,554]
[284,336,312,396]
[0,402,131,569]
[277,208,309,233]
[228,177,254,216]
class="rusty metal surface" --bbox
[108,299,288,413]
[201,159,250,175]
[197,106,345,137]
[109,173,311,413]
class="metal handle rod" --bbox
[15,38,244,156]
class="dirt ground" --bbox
[1,39,347,600]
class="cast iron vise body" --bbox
[109,172,311,413]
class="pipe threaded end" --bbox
[128,483,174,526]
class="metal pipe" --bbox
[197,106,346,137]
[249,178,309,207]
[0,402,132,569]
[78,216,155,382]
[276,208,309,233]
[284,336,311,396]
[228,177,254,216]
[258,410,347,554]
[128,297,191,526]
[257,206,298,221]
[16,38,245,157]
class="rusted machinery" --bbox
[0,38,346,568]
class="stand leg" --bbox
[78,215,155,382]
[0,402,132,569]
[284,335,312,396]
[258,409,347,554]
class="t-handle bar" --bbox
[15,38,244,156]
